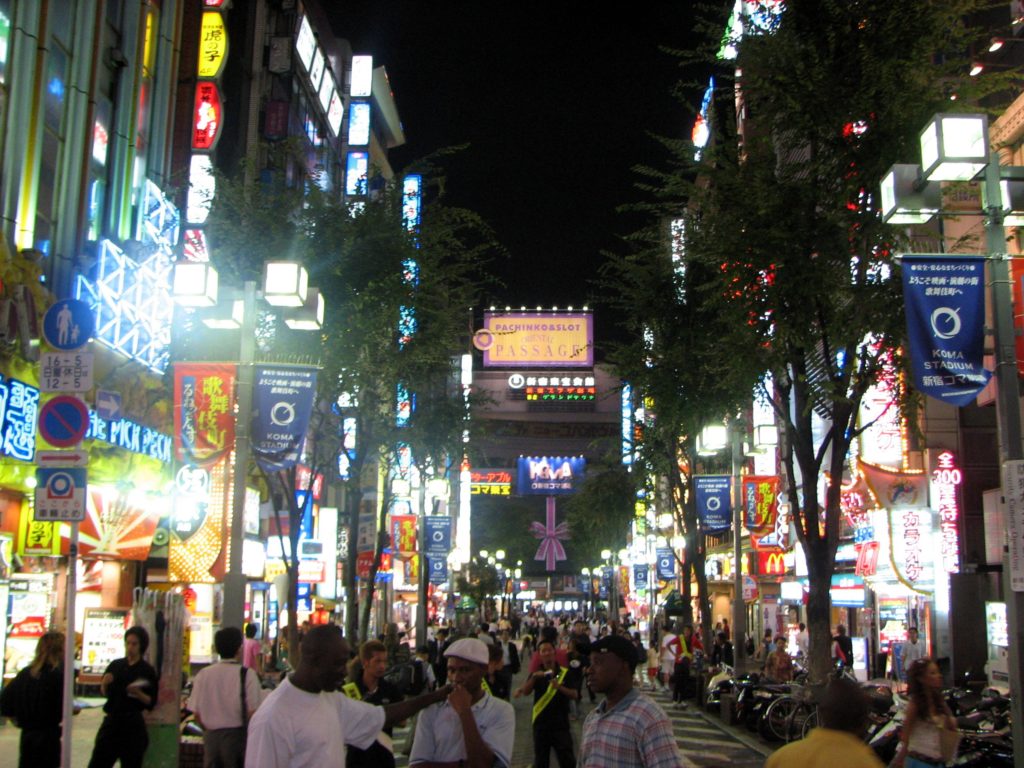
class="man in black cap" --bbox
[578,635,684,768]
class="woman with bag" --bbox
[890,659,959,767]
[0,632,70,768]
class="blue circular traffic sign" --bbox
[43,299,94,351]
[39,395,90,447]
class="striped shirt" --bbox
[578,688,684,768]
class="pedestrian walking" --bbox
[242,624,264,681]
[409,638,515,768]
[658,623,679,692]
[578,635,684,768]
[188,626,263,768]
[765,678,883,768]
[891,659,959,768]
[0,632,72,768]
[87,626,159,768]
[245,624,450,768]
[514,638,579,768]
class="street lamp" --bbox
[171,260,324,631]
[883,112,1024,763]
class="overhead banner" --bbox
[695,475,732,533]
[656,547,675,580]
[634,564,649,591]
[424,516,452,557]
[474,312,593,368]
[174,363,236,466]
[391,514,417,554]
[743,475,780,535]
[901,255,990,406]
[859,460,928,510]
[517,456,585,495]
[530,497,570,571]
[252,366,318,471]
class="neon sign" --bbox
[87,409,172,463]
[197,12,227,79]
[932,450,962,574]
[192,81,222,151]
[136,179,180,254]
[75,238,173,373]
[0,376,38,462]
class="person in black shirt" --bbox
[0,631,69,768]
[514,639,580,768]
[87,626,159,768]
[344,640,404,768]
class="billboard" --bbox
[517,456,585,495]
[475,312,593,368]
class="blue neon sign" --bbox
[0,376,39,462]
[85,409,172,464]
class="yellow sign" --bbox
[197,11,228,79]
[475,313,593,368]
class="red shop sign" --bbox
[192,81,222,151]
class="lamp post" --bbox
[883,113,1024,766]
[171,260,324,630]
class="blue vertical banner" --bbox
[252,366,318,471]
[599,568,611,599]
[695,475,732,533]
[656,547,676,580]
[902,256,990,406]
[424,516,452,557]
[428,557,448,584]
[634,564,649,591]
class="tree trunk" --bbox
[805,543,834,681]
[344,482,361,641]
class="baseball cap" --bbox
[443,638,489,666]
[591,635,637,669]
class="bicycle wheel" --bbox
[762,696,800,741]
[783,700,814,742]
[800,706,819,738]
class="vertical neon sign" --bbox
[932,450,962,574]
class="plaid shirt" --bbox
[578,688,685,767]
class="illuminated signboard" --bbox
[295,15,315,72]
[932,450,962,574]
[470,469,513,496]
[327,91,344,137]
[475,313,593,368]
[345,152,368,196]
[347,102,371,146]
[197,11,228,79]
[318,75,334,114]
[517,456,585,496]
[308,48,326,94]
[75,238,173,373]
[859,342,903,467]
[192,81,222,151]
[92,120,109,165]
[183,229,210,262]
[0,376,38,462]
[86,409,172,463]
[351,55,373,98]
[187,155,215,224]
[403,175,422,231]
[692,77,714,160]
[621,383,633,466]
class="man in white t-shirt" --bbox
[245,625,450,768]
[659,624,680,691]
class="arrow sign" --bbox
[95,390,122,422]
[37,450,89,467]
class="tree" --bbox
[672,0,997,679]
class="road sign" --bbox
[37,450,89,467]
[38,395,90,448]
[42,299,94,351]
[40,351,94,392]
[34,466,87,521]
[95,390,122,421]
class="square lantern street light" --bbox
[884,112,1024,759]
[171,260,324,630]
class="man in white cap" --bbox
[409,637,515,768]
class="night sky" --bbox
[329,4,701,335]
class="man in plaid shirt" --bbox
[578,634,684,767]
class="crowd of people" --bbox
[0,611,950,768]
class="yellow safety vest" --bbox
[531,667,569,724]
[481,679,492,695]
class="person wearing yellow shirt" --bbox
[765,678,884,768]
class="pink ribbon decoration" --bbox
[531,497,570,571]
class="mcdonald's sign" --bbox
[758,551,787,576]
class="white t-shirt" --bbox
[245,677,384,768]
[188,660,263,730]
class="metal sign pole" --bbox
[61,522,78,768]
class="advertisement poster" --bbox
[173,363,236,466]
[252,366,318,471]
[743,475,780,535]
[475,312,593,368]
[695,475,732,533]
[82,608,131,676]
[5,574,54,675]
[517,456,585,495]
